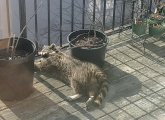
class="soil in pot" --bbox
[0,38,36,101]
[72,34,105,49]
[0,49,30,60]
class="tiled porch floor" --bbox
[0,32,165,120]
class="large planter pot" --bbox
[149,24,165,38]
[67,29,107,67]
[0,37,36,100]
[132,20,147,36]
[149,14,165,24]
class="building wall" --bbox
[0,0,10,38]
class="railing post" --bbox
[82,0,85,29]
[121,0,126,26]
[47,0,50,45]
[93,0,96,23]
[103,0,106,30]
[18,0,27,38]
[149,0,152,14]
[140,0,144,19]
[34,0,39,51]
[60,0,62,47]
[34,0,38,40]
[71,0,74,32]
[131,1,135,20]
[112,0,116,30]
[141,0,144,9]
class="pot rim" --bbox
[0,37,36,62]
[67,29,108,50]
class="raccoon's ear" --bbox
[43,45,47,49]
[50,43,56,49]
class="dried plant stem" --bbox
[11,34,16,59]
[12,0,43,58]
[7,37,11,53]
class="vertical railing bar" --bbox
[149,0,152,14]
[141,0,144,9]
[34,0,38,51]
[34,0,38,40]
[60,0,62,47]
[93,0,96,23]
[140,0,144,18]
[103,0,106,30]
[82,0,85,29]
[112,0,116,30]
[71,0,74,32]
[121,0,126,26]
[47,0,50,45]
[131,1,135,20]
[18,0,27,38]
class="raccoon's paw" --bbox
[66,96,74,101]
[66,94,82,101]
[86,97,94,110]
[34,60,41,71]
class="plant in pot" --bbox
[148,13,165,37]
[0,4,37,99]
[148,1,165,37]
[132,18,147,36]
[0,1,44,100]
[0,36,36,100]
[149,23,165,37]
[149,13,165,24]
[67,22,107,67]
[132,3,148,36]
[155,2,165,16]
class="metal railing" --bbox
[17,0,158,47]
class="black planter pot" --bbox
[149,24,165,37]
[0,37,36,100]
[67,29,107,67]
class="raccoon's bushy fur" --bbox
[35,44,108,110]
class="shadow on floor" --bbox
[131,38,165,66]
[34,74,98,119]
[103,61,142,101]
[1,89,80,120]
[144,40,165,58]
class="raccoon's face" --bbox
[38,44,59,58]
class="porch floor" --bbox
[0,31,165,120]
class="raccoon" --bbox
[35,44,109,110]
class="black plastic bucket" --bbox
[0,37,36,100]
[67,30,107,67]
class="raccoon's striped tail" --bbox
[94,81,109,107]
